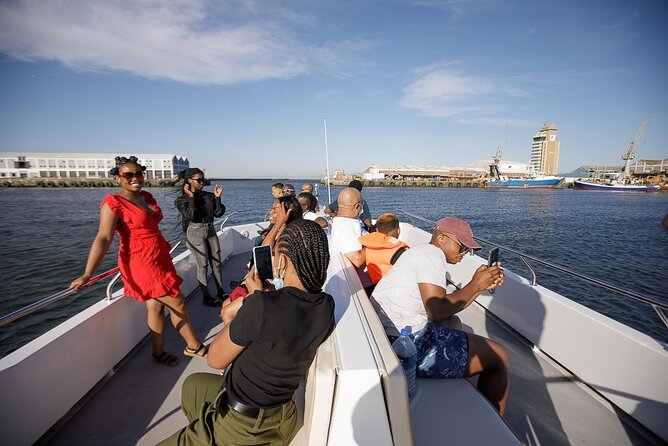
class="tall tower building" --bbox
[530,123,560,175]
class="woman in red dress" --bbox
[70,156,207,367]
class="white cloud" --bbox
[412,0,501,16]
[0,0,364,85]
[399,66,534,126]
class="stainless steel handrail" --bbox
[0,239,183,328]
[219,210,270,232]
[105,239,183,301]
[0,268,119,328]
[395,209,668,324]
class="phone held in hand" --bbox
[488,247,500,267]
[253,245,274,284]
[488,247,500,294]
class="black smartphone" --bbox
[253,245,274,284]
[488,247,500,267]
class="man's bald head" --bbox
[337,187,362,218]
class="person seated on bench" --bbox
[359,213,409,284]
[370,217,509,414]
[329,187,375,295]
[159,220,335,445]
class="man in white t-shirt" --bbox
[297,192,328,229]
[371,217,509,415]
[329,187,374,292]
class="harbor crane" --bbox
[620,116,649,179]
[489,125,507,180]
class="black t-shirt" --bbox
[227,287,335,408]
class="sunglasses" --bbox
[191,178,206,184]
[118,171,144,180]
[443,234,468,254]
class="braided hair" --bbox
[276,219,330,293]
[108,156,146,176]
[277,195,303,225]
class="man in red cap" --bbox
[370,216,509,414]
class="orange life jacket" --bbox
[358,232,409,284]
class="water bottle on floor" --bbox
[392,327,417,399]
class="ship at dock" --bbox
[486,124,564,189]
[574,117,659,192]
[486,174,564,188]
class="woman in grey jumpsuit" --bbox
[175,168,226,306]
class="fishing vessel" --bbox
[574,117,658,192]
[486,174,564,188]
[0,213,666,445]
[573,180,659,192]
[486,128,564,189]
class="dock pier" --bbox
[0,178,176,188]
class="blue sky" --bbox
[0,0,666,178]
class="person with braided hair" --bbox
[70,156,207,368]
[159,220,335,446]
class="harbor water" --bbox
[0,181,667,358]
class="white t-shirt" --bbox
[302,211,319,221]
[370,243,448,335]
[330,216,373,287]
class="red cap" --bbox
[435,217,482,250]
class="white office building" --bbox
[0,153,189,180]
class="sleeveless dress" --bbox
[102,191,183,302]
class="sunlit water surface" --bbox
[1,181,666,357]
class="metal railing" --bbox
[219,210,270,233]
[0,239,183,328]
[396,210,668,328]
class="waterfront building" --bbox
[561,158,667,179]
[530,124,560,175]
[561,165,623,180]
[0,152,189,180]
[629,158,668,176]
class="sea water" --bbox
[0,181,667,357]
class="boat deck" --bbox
[45,252,659,445]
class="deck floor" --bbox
[457,303,658,446]
[46,252,660,445]
[46,253,251,446]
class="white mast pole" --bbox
[324,118,332,204]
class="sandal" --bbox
[153,351,180,367]
[184,343,208,359]
[203,296,222,307]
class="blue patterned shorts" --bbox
[413,321,469,378]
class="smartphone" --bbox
[252,245,274,284]
[488,247,500,267]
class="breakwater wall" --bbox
[0,178,176,188]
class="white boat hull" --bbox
[1,221,666,444]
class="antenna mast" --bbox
[323,118,332,204]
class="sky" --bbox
[0,0,666,178]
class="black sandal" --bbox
[203,296,222,307]
[184,343,208,359]
[153,351,180,367]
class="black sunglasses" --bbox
[443,234,468,254]
[119,171,144,180]
[191,178,206,184]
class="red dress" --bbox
[102,191,183,302]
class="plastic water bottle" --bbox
[392,328,417,399]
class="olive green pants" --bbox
[157,372,297,446]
